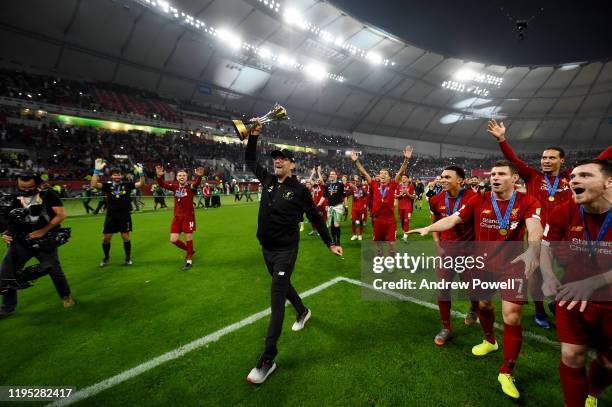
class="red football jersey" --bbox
[157,176,202,218]
[543,200,612,309]
[395,182,415,210]
[370,180,397,219]
[350,184,369,212]
[458,191,541,242]
[430,189,477,242]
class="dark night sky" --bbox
[331,0,612,66]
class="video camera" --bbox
[6,206,71,250]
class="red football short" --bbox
[372,216,396,241]
[352,209,367,223]
[556,304,612,361]
[170,216,196,234]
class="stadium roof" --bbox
[0,0,610,152]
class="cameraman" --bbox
[0,173,74,320]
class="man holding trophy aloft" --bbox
[240,105,343,384]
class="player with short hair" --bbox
[410,160,543,400]
[427,165,479,346]
[351,146,413,256]
[487,119,612,328]
[349,176,369,241]
[540,159,612,407]
[414,179,425,210]
[317,169,345,246]
[91,160,145,267]
[396,174,415,242]
[155,165,204,270]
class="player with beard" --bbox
[349,176,369,241]
[396,174,415,242]
[469,176,481,194]
[540,159,612,407]
[155,166,205,270]
[410,160,543,399]
[318,170,345,246]
[427,166,480,345]
[488,120,612,328]
[351,147,413,257]
[91,160,145,267]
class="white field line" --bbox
[339,276,560,347]
[47,275,558,406]
[47,276,344,407]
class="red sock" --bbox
[352,223,357,235]
[186,240,194,260]
[534,300,546,315]
[478,308,496,344]
[500,323,522,374]
[559,361,588,407]
[359,224,364,235]
[588,359,612,397]
[403,217,410,233]
[437,300,452,330]
[173,240,187,251]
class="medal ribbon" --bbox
[445,188,465,217]
[544,175,560,200]
[491,191,516,232]
[579,206,612,256]
[379,183,389,201]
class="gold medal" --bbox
[499,229,508,236]
[548,196,555,202]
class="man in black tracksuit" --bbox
[244,122,343,384]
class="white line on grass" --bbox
[48,276,344,407]
[339,277,560,348]
[47,276,559,406]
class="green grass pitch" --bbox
[1,195,609,406]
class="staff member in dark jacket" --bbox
[245,121,343,384]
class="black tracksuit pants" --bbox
[261,246,306,361]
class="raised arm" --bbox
[487,119,537,180]
[316,165,324,184]
[244,121,268,182]
[155,165,174,191]
[191,167,205,190]
[350,152,371,183]
[133,163,146,189]
[394,146,413,184]
[91,158,105,189]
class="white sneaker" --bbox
[402,233,408,242]
[350,235,358,241]
[358,235,363,241]
[291,308,311,331]
[247,360,277,384]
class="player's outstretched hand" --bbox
[330,244,343,257]
[541,275,561,299]
[194,167,205,177]
[556,278,602,312]
[486,119,506,142]
[94,158,106,171]
[350,151,359,161]
[511,248,539,279]
[408,227,429,236]
[155,165,165,177]
[404,145,413,159]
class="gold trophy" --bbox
[231,103,289,141]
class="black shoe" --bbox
[182,260,193,271]
[0,309,15,320]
